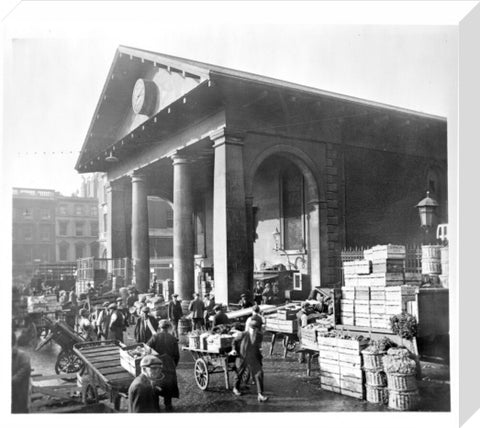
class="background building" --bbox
[12,187,99,285]
[12,188,57,282]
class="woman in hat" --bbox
[146,320,179,411]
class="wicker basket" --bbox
[364,369,387,387]
[366,385,389,404]
[362,350,386,370]
[386,372,417,391]
[388,390,420,411]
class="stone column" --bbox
[131,172,150,292]
[245,195,255,293]
[172,155,195,300]
[212,128,249,304]
[307,199,322,289]
[105,180,129,259]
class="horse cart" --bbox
[35,318,85,374]
[182,346,249,391]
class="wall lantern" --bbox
[416,190,439,228]
[272,227,281,251]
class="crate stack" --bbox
[318,335,369,399]
[265,315,298,334]
[340,245,419,330]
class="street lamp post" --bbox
[416,191,439,244]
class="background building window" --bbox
[58,204,68,215]
[166,208,173,228]
[75,221,84,236]
[40,224,51,241]
[75,205,83,216]
[24,224,33,240]
[75,243,85,260]
[40,208,51,219]
[103,213,107,233]
[59,243,69,261]
[59,221,68,236]
[90,242,99,258]
[90,222,98,236]
[91,205,98,216]
[149,237,173,258]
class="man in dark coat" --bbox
[128,355,163,413]
[134,306,159,343]
[188,293,205,330]
[12,333,31,413]
[231,319,268,402]
[146,320,180,411]
[167,293,183,339]
[106,303,125,342]
[212,304,230,329]
[238,293,253,309]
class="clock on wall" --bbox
[131,78,159,116]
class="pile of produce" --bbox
[382,347,417,375]
[127,345,152,359]
[389,312,418,340]
[363,337,397,354]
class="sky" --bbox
[1,1,469,196]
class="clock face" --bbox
[132,79,146,114]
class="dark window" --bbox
[149,237,173,258]
[103,213,107,233]
[166,208,173,228]
[75,243,85,259]
[75,222,84,236]
[24,224,33,240]
[281,170,305,250]
[40,208,51,219]
[40,224,50,241]
[59,221,68,236]
[90,222,98,236]
[59,243,69,261]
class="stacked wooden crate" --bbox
[265,316,298,334]
[318,336,369,399]
[340,245,418,329]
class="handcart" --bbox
[182,346,249,391]
[265,329,299,358]
[35,318,85,374]
[73,340,134,410]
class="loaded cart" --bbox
[35,318,85,374]
[73,340,134,409]
[182,346,249,391]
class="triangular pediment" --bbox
[76,46,210,170]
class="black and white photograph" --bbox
[2,1,478,426]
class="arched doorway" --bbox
[247,147,324,297]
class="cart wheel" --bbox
[194,358,209,391]
[55,349,85,374]
[82,382,99,404]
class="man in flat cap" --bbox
[212,304,230,329]
[230,319,268,402]
[106,302,125,342]
[203,292,215,329]
[188,292,205,331]
[238,293,253,310]
[147,320,180,411]
[167,293,183,339]
[128,355,164,413]
[134,306,159,344]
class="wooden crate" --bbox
[340,299,354,312]
[343,260,371,275]
[355,317,371,327]
[364,245,406,261]
[354,302,370,314]
[372,259,405,274]
[300,338,318,350]
[341,377,364,394]
[319,361,340,374]
[339,364,363,379]
[338,352,362,365]
[341,288,355,300]
[319,348,339,361]
[344,276,359,287]
[355,286,370,300]
[320,374,341,387]
[340,316,355,326]
[370,289,386,300]
[321,384,341,394]
[277,309,298,320]
[120,344,157,377]
[336,337,369,351]
[369,302,386,314]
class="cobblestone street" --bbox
[26,326,450,413]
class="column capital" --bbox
[210,127,246,149]
[106,179,126,193]
[130,170,146,183]
[307,199,326,207]
[170,153,193,166]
